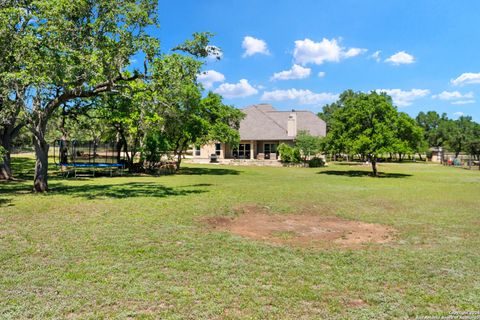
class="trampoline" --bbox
[53,140,126,177]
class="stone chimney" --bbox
[287,111,297,137]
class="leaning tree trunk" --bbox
[175,143,187,171]
[0,152,13,180]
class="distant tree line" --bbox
[318,90,480,175]
[415,111,480,160]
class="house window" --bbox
[195,145,201,156]
[232,144,251,159]
[215,143,221,156]
[264,143,277,154]
[264,143,277,160]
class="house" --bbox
[194,103,327,161]
[428,147,444,163]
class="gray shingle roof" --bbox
[238,104,326,140]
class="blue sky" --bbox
[154,0,480,121]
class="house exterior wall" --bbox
[196,140,295,160]
[429,147,443,163]
[194,104,324,162]
[195,143,225,159]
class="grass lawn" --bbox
[1,156,479,319]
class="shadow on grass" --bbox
[48,181,210,199]
[179,167,241,176]
[0,179,31,193]
[11,156,63,180]
[0,180,210,200]
[10,156,36,180]
[182,183,213,187]
[333,162,366,166]
[0,198,13,207]
[318,170,412,178]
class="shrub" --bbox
[308,157,325,167]
[278,143,301,163]
[142,132,171,164]
[296,130,323,161]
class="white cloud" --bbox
[385,51,415,65]
[453,111,464,117]
[318,71,326,78]
[370,50,381,62]
[432,91,474,100]
[451,72,480,86]
[452,100,475,105]
[242,36,269,57]
[376,88,430,107]
[293,38,366,65]
[261,88,338,106]
[271,64,311,81]
[343,47,368,58]
[214,79,258,98]
[197,70,225,89]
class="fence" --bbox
[442,153,480,170]
[11,146,34,154]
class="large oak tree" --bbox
[325,91,401,176]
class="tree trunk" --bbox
[417,152,423,161]
[0,95,24,180]
[175,152,182,171]
[59,109,69,165]
[116,133,122,163]
[0,151,13,180]
[33,134,49,192]
[1,123,23,180]
[118,130,133,171]
[31,115,50,192]
[0,136,13,180]
[370,156,378,176]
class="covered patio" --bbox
[224,140,284,160]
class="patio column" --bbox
[250,140,254,159]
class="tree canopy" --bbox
[324,90,421,175]
[295,130,323,162]
[149,53,243,170]
[415,111,448,148]
[0,0,243,191]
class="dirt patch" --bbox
[204,205,396,249]
[344,298,369,308]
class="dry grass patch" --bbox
[204,205,397,249]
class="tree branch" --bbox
[43,73,144,118]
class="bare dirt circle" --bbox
[204,205,396,249]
